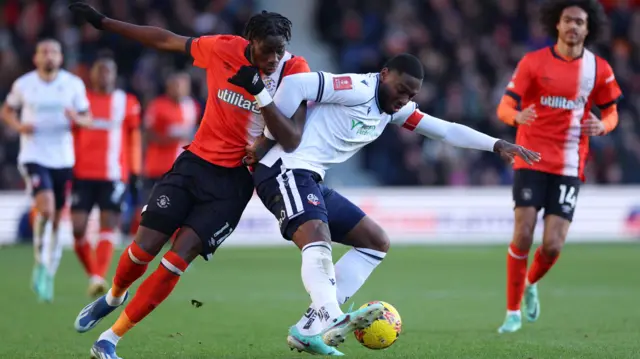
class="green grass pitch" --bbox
[0,242,638,358]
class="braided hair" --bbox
[243,10,292,42]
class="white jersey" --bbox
[5,70,89,168]
[261,72,419,178]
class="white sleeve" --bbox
[73,79,90,112]
[272,71,361,118]
[392,108,498,152]
[5,80,23,109]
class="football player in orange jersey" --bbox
[69,3,310,357]
[71,56,142,298]
[496,0,620,333]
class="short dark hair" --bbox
[540,0,606,45]
[243,10,292,42]
[384,53,424,80]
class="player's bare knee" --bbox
[359,220,389,253]
[170,227,202,264]
[542,229,567,257]
[134,226,170,257]
[99,211,120,231]
[292,220,331,249]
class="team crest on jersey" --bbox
[263,76,276,93]
[307,193,320,206]
[333,76,352,91]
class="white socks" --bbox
[105,288,127,306]
[49,230,63,275]
[34,214,54,274]
[98,328,121,345]
[300,243,342,325]
[335,248,386,305]
[296,247,387,335]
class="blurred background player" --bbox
[71,56,141,298]
[496,0,622,333]
[1,39,91,302]
[68,4,310,358]
[127,72,199,237]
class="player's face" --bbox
[378,69,422,114]
[251,35,286,75]
[90,60,117,90]
[33,41,62,73]
[557,6,588,46]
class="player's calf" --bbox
[94,229,196,349]
[293,220,344,326]
[334,216,389,305]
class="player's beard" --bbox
[43,62,57,74]
[562,31,583,47]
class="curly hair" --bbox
[243,10,292,42]
[540,0,607,45]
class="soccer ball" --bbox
[353,301,402,349]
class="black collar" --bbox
[244,44,252,64]
[550,46,584,62]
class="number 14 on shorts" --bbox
[558,184,577,208]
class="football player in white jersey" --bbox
[230,53,540,355]
[1,39,92,302]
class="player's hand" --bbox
[228,66,265,96]
[243,134,273,166]
[581,112,605,136]
[68,1,106,30]
[18,123,34,135]
[515,104,536,126]
[493,140,541,165]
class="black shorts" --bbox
[139,176,162,205]
[71,178,127,213]
[513,169,581,221]
[253,160,366,241]
[140,150,254,260]
[20,163,72,210]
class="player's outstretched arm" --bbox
[69,2,188,53]
[393,109,541,165]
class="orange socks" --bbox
[113,251,189,337]
[506,243,529,311]
[95,230,115,279]
[111,241,155,298]
[527,247,559,285]
[74,235,96,277]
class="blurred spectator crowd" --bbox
[316,0,640,185]
[0,0,254,189]
[1,0,640,189]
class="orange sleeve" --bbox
[593,59,623,110]
[283,56,311,76]
[505,54,534,103]
[188,35,221,69]
[497,96,520,126]
[601,104,619,134]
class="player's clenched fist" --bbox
[493,140,541,165]
[68,1,106,29]
[515,104,536,126]
[227,66,265,95]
